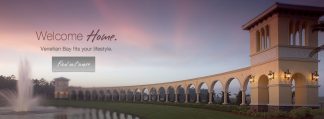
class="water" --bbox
[0,61,142,119]
[0,60,39,112]
[0,107,141,119]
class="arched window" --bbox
[289,21,294,45]
[301,24,306,46]
[294,22,302,46]
[265,25,270,48]
[256,30,261,51]
[256,25,271,52]
[295,30,300,46]
[261,28,265,50]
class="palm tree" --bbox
[309,20,324,57]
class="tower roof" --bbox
[54,77,70,81]
[242,3,324,30]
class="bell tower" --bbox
[54,77,70,99]
[243,3,324,111]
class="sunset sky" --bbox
[0,0,324,95]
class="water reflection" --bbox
[54,108,140,119]
[0,107,140,119]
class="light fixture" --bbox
[268,71,274,80]
[284,69,292,80]
[249,75,255,83]
[312,71,319,81]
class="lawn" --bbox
[46,100,254,119]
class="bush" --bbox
[310,109,324,116]
[289,107,312,119]
[268,111,289,118]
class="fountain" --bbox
[0,60,140,119]
[0,60,39,112]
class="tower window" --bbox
[289,21,307,46]
[256,25,270,52]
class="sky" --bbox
[0,0,324,96]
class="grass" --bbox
[46,100,254,119]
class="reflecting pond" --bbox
[0,106,140,119]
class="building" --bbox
[65,3,324,112]
[54,77,70,99]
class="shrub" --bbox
[268,110,289,118]
[289,107,312,119]
[310,109,324,116]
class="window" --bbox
[301,24,306,46]
[256,25,270,52]
[289,21,307,46]
[265,25,270,48]
[256,30,261,51]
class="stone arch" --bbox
[134,88,141,102]
[126,89,134,102]
[176,85,185,103]
[225,78,242,92]
[225,78,242,105]
[98,90,105,101]
[211,80,224,104]
[198,82,209,103]
[167,86,175,102]
[187,84,196,103]
[85,90,91,101]
[120,90,126,101]
[106,90,112,101]
[290,73,307,106]
[257,75,269,106]
[142,88,149,101]
[158,87,166,102]
[92,90,99,101]
[78,90,84,100]
[150,88,157,101]
[112,90,119,101]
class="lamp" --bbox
[268,71,274,80]
[312,71,319,81]
[284,69,292,80]
[249,75,255,83]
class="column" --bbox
[148,94,151,102]
[208,91,213,104]
[157,94,160,102]
[241,90,246,105]
[175,93,178,103]
[140,93,143,102]
[165,93,169,103]
[185,93,188,103]
[196,93,200,103]
[223,91,228,105]
[133,94,136,102]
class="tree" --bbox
[236,90,242,105]
[32,78,55,99]
[309,21,324,57]
[0,75,16,90]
